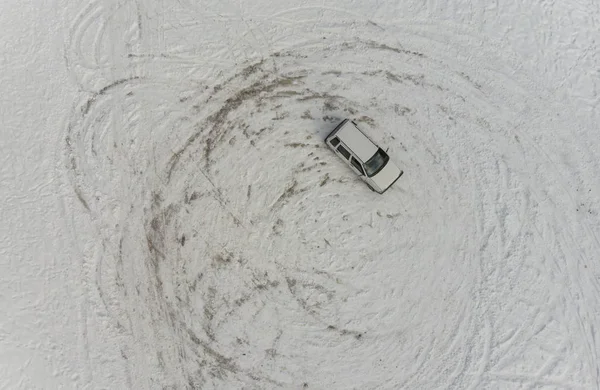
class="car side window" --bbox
[351,157,364,175]
[330,137,340,147]
[337,144,351,160]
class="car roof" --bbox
[335,121,378,162]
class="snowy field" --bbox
[2,0,600,388]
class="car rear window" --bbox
[330,137,340,147]
[337,145,351,160]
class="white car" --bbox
[325,119,403,194]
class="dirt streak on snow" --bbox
[2,0,599,389]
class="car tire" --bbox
[366,184,376,192]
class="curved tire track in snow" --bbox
[66,0,140,91]
[60,5,600,389]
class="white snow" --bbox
[2,0,600,389]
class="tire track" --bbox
[59,5,600,387]
[66,0,140,91]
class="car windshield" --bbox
[364,148,389,177]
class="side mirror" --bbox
[385,147,389,153]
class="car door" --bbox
[336,143,352,166]
[350,156,366,179]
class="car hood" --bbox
[370,161,402,192]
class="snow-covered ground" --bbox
[2,0,600,388]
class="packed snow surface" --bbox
[2,0,600,388]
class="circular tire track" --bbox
[60,9,600,389]
[65,0,141,92]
